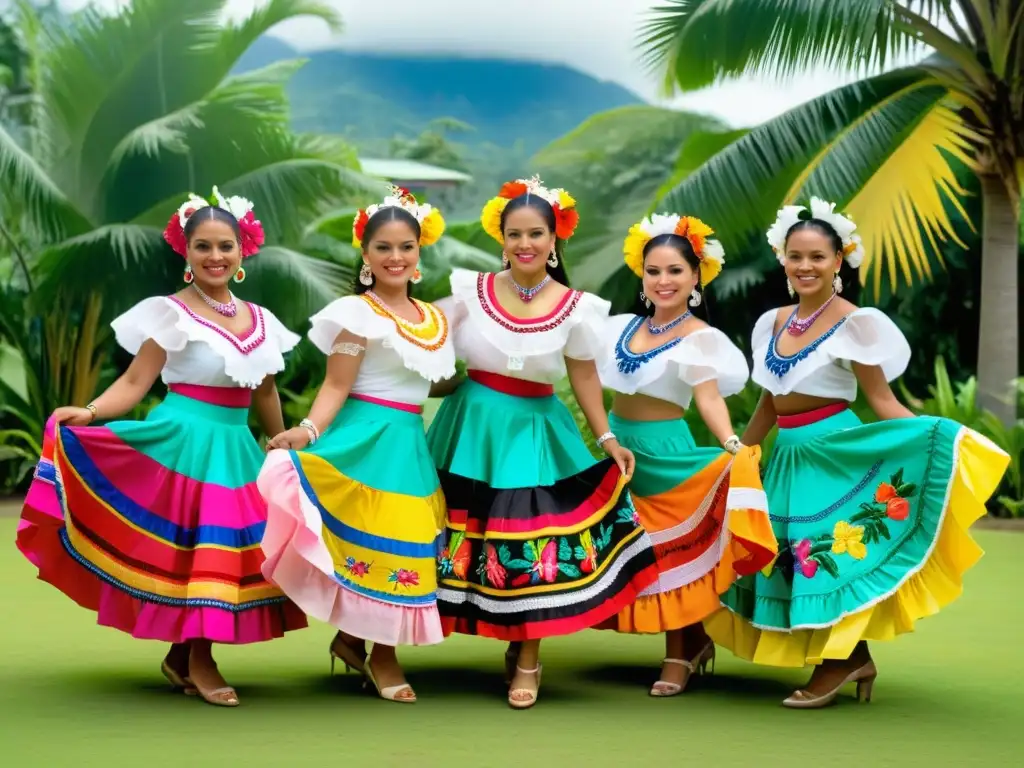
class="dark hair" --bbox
[354,206,421,296]
[183,206,241,243]
[499,194,571,286]
[629,233,710,322]
[784,218,843,254]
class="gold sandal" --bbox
[160,659,197,696]
[508,665,542,710]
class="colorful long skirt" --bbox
[259,396,446,646]
[705,406,1009,666]
[599,414,777,633]
[426,373,659,641]
[16,386,307,643]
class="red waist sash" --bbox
[467,369,555,398]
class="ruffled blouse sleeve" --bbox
[110,297,190,355]
[307,296,393,354]
[261,308,301,356]
[564,292,612,361]
[675,328,750,397]
[830,308,910,381]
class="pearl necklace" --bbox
[192,283,237,317]
[787,292,836,336]
[510,274,550,303]
[647,310,691,335]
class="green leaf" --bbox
[898,483,918,497]
[814,553,841,579]
[498,543,511,565]
[878,521,891,540]
[557,537,572,561]
[892,468,905,487]
[558,563,581,578]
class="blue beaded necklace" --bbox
[615,315,684,374]
[764,307,848,378]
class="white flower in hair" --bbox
[212,185,255,221]
[176,193,210,228]
[766,196,864,268]
[366,185,434,223]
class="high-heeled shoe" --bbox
[508,665,543,710]
[363,657,416,703]
[329,632,367,676]
[649,641,716,697]
[160,659,197,696]
[782,661,877,709]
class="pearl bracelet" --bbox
[723,435,743,454]
[299,418,320,445]
[596,432,616,448]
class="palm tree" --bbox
[641,0,1022,424]
[0,0,377,465]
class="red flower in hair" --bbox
[163,212,188,257]
[499,181,529,199]
[554,206,579,240]
[238,210,265,258]
[352,209,370,247]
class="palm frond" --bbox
[0,122,91,240]
[215,0,342,77]
[638,0,919,93]
[655,66,942,261]
[31,224,168,309]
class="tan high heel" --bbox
[363,657,417,703]
[160,659,197,696]
[329,632,367,676]
[649,641,715,697]
[508,665,543,710]
[782,661,877,709]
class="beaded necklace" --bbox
[614,315,684,374]
[361,292,448,352]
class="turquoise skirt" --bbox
[706,409,1008,666]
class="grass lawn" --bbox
[1,519,1021,767]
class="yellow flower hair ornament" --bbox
[352,185,445,248]
[480,175,578,245]
[623,213,725,286]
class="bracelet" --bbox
[299,418,320,445]
[723,435,743,455]
[85,404,98,423]
[596,432,616,448]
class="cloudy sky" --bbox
[69,0,872,127]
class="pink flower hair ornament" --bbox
[162,186,265,258]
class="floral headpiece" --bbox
[766,197,864,268]
[623,213,725,286]
[162,186,265,258]
[352,186,445,248]
[480,175,579,245]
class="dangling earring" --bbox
[183,264,194,284]
[832,272,843,294]
[502,253,510,269]
[412,268,422,284]
[233,267,246,284]
[547,248,559,268]
[786,281,795,298]
[688,288,702,307]
[359,263,373,286]
[640,290,651,309]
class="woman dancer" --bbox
[597,214,777,696]
[258,188,454,703]
[427,176,659,709]
[17,189,307,707]
[705,198,1009,708]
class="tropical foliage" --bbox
[640,0,1023,425]
[0,0,376,482]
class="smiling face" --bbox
[502,205,556,280]
[784,226,842,299]
[643,243,698,314]
[364,219,420,291]
[186,219,241,288]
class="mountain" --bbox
[235,37,644,154]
